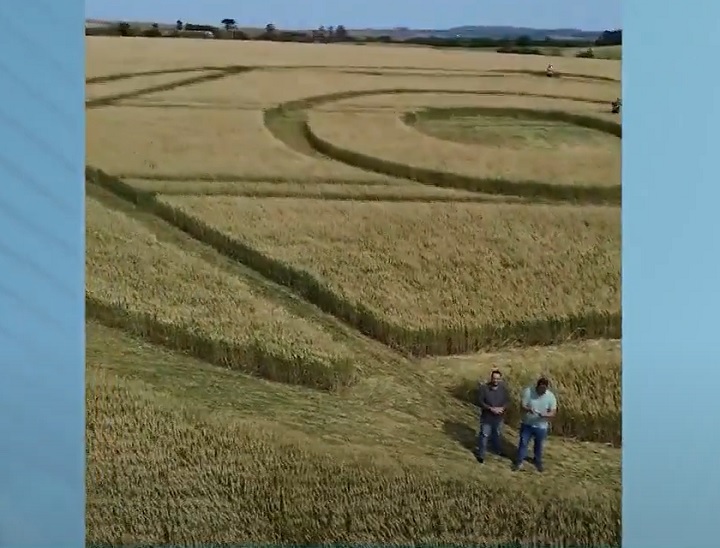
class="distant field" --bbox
[85,36,621,546]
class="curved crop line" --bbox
[305,122,619,204]
[110,172,396,186]
[87,64,621,86]
[87,295,356,392]
[87,167,622,357]
[487,68,620,83]
[263,88,620,204]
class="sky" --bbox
[85,0,621,32]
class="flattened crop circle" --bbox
[403,106,621,149]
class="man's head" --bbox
[536,377,550,395]
[489,369,502,387]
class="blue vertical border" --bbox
[0,1,85,547]
[623,1,720,547]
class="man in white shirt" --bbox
[512,377,557,472]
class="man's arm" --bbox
[521,387,534,412]
[477,384,490,410]
[498,385,510,412]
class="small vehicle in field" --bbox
[611,98,622,114]
[546,64,559,78]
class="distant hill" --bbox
[85,19,607,41]
[332,25,603,41]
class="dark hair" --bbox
[491,369,502,377]
[537,377,549,387]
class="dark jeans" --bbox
[515,423,548,468]
[476,418,503,459]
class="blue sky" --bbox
[85,0,621,31]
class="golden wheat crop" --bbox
[85,197,360,389]
[121,69,614,110]
[86,36,622,547]
[87,321,620,546]
[85,70,223,100]
[323,91,620,122]
[86,37,621,77]
[307,106,620,187]
[86,106,400,182]
[156,196,620,350]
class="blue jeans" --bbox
[476,419,503,459]
[515,423,548,468]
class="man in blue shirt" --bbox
[513,377,557,472]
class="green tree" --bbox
[515,35,531,47]
[221,18,237,31]
[335,25,348,41]
[176,20,183,31]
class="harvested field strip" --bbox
[85,196,360,391]
[86,68,247,108]
[426,340,622,446]
[116,173,402,186]
[151,198,620,356]
[131,181,531,204]
[87,365,620,546]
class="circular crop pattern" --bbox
[263,85,621,204]
[86,53,622,548]
[405,106,618,149]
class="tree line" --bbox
[87,19,621,50]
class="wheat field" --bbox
[85,35,622,546]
